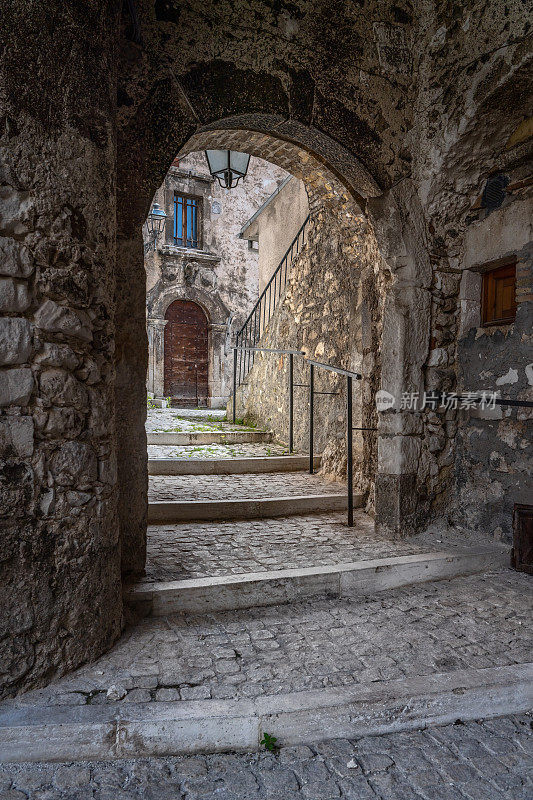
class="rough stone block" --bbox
[49,441,97,486]
[0,417,34,458]
[0,368,34,406]
[458,300,481,338]
[0,278,31,312]
[427,348,448,367]
[0,185,35,236]
[0,461,35,517]
[0,237,33,278]
[378,435,421,475]
[40,368,88,411]
[34,299,92,342]
[459,270,482,302]
[0,317,32,365]
[34,343,80,370]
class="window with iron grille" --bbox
[481,258,517,326]
[174,193,200,248]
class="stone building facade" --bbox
[1,0,531,698]
[145,152,287,407]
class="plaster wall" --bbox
[242,177,309,293]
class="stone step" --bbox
[147,492,354,523]
[127,548,507,616]
[1,662,530,762]
[147,430,272,446]
[148,455,322,475]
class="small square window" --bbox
[481,259,517,326]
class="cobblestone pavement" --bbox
[148,472,345,502]
[1,714,531,799]
[145,511,406,580]
[144,511,505,582]
[11,571,531,708]
[148,442,291,459]
[146,407,263,434]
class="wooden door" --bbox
[164,300,208,405]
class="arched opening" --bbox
[163,300,209,406]
[118,120,387,582]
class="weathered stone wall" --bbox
[0,1,122,698]
[454,193,532,542]
[145,151,288,406]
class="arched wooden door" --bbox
[164,300,208,405]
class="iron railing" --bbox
[235,215,310,387]
[232,346,362,526]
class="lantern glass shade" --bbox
[205,150,251,189]
[146,202,167,235]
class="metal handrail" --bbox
[231,345,361,526]
[235,215,310,387]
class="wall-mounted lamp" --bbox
[144,202,167,252]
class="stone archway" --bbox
[2,0,530,698]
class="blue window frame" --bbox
[174,193,200,248]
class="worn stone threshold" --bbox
[148,455,322,475]
[127,548,507,615]
[1,663,530,763]
[147,493,353,522]
[147,431,273,446]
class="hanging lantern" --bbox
[205,150,250,189]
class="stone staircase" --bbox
[134,430,506,615]
[1,410,528,765]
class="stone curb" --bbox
[147,493,353,522]
[148,455,322,475]
[126,549,507,615]
[147,431,273,446]
[1,663,530,763]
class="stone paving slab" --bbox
[148,472,346,502]
[148,455,321,475]
[129,550,507,616]
[9,571,531,709]
[0,714,531,798]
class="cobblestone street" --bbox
[1,714,531,799]
[143,512,504,582]
[9,570,531,708]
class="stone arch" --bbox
[117,115,394,576]
[6,0,529,698]
[152,283,230,325]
